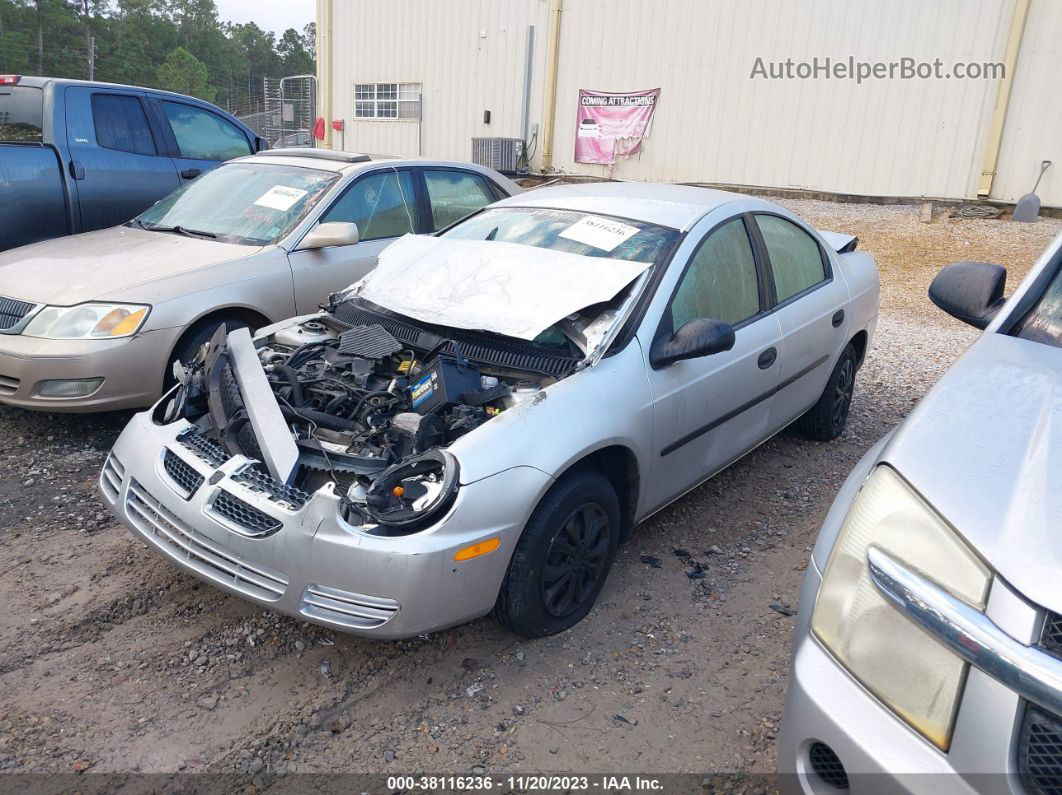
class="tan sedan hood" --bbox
[0,226,262,305]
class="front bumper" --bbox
[100,411,552,638]
[0,329,178,411]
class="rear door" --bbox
[153,98,254,185]
[63,86,181,232]
[287,167,421,313]
[421,167,502,231]
[750,213,851,431]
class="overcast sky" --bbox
[215,0,315,35]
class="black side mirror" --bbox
[650,318,736,368]
[928,261,1007,329]
[254,136,270,152]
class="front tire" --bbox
[796,343,857,441]
[493,471,620,637]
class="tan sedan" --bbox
[0,149,519,411]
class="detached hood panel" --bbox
[0,226,261,305]
[355,235,650,341]
[883,332,1062,613]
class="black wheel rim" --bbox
[832,358,855,429]
[541,503,611,619]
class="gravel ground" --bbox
[0,201,1059,781]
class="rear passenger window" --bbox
[161,101,252,161]
[756,215,827,302]
[92,94,157,155]
[423,170,495,230]
[320,170,417,241]
[670,218,761,331]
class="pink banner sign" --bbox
[574,88,660,165]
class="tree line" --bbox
[0,0,315,115]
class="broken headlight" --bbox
[362,449,460,530]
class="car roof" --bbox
[492,182,748,230]
[14,75,239,110]
[233,150,520,186]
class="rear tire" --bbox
[493,471,620,638]
[796,343,857,441]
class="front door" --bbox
[287,168,420,313]
[643,215,783,511]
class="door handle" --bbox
[69,160,85,180]
[832,309,845,328]
[181,168,202,179]
[757,347,777,369]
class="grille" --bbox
[162,450,204,498]
[1041,612,1062,660]
[210,491,282,536]
[471,137,523,174]
[232,465,309,510]
[808,742,849,790]
[0,373,19,396]
[126,480,287,600]
[1021,705,1062,795]
[177,428,229,467]
[0,295,36,330]
[300,583,399,630]
[99,453,125,503]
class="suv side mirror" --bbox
[650,318,735,368]
[928,261,1007,329]
[301,222,360,250]
[254,136,270,152]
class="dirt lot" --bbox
[1,200,1059,781]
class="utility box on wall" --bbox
[471,137,524,175]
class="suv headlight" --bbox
[23,303,150,339]
[811,465,991,750]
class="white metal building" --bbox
[315,0,1061,207]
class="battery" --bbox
[408,356,481,414]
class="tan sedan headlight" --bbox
[811,465,991,750]
[23,303,149,339]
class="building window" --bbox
[354,83,421,120]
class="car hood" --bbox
[881,332,1062,613]
[353,234,651,341]
[0,226,263,305]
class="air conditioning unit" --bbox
[471,137,524,174]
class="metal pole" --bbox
[541,0,563,173]
[521,25,535,143]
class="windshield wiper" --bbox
[138,221,217,239]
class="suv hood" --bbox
[882,332,1062,613]
[0,226,262,305]
[353,234,650,342]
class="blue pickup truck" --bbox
[0,75,268,252]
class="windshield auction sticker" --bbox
[254,185,308,212]
[559,215,640,252]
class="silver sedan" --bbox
[100,182,879,638]
[778,233,1062,792]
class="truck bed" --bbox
[0,143,70,252]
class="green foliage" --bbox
[0,0,315,113]
[156,45,212,100]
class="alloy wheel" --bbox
[541,503,611,618]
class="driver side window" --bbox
[670,218,761,332]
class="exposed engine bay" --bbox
[162,299,579,534]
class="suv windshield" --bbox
[1013,265,1062,348]
[134,162,339,245]
[0,85,44,142]
[442,206,679,265]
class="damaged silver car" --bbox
[100,183,879,638]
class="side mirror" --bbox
[928,261,1007,329]
[254,136,270,152]
[650,318,736,368]
[301,222,360,250]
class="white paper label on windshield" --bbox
[254,185,308,212]
[559,215,639,252]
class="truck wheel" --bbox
[796,344,857,441]
[493,471,620,637]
